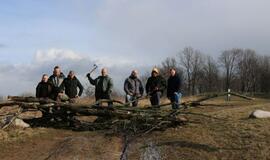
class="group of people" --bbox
[36,66,84,101]
[36,66,182,109]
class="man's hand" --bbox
[86,73,91,78]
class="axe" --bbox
[87,64,98,76]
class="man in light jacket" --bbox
[124,70,144,107]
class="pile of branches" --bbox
[0,96,187,135]
[0,92,253,135]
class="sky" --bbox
[0,0,270,96]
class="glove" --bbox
[86,73,91,78]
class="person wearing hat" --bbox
[167,68,182,109]
[145,67,166,106]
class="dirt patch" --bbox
[0,129,122,160]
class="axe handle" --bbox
[89,66,98,75]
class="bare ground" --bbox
[1,96,270,160]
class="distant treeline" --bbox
[149,47,270,96]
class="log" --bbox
[229,92,254,100]
[7,96,59,104]
[184,92,254,107]
[0,102,21,108]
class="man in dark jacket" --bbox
[87,68,114,107]
[36,74,52,98]
[167,68,182,109]
[146,68,166,106]
[48,66,65,100]
[124,70,144,107]
[60,71,84,99]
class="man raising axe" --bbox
[87,67,114,107]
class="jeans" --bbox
[170,92,182,109]
[150,92,162,106]
[126,95,138,107]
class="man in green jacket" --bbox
[87,68,114,107]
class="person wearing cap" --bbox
[124,70,144,107]
[145,67,166,106]
[48,66,66,100]
[167,68,182,109]
[87,68,114,107]
[60,71,84,100]
[36,74,52,99]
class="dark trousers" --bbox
[150,92,161,106]
[96,94,113,107]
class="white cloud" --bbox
[34,48,84,63]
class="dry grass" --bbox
[126,96,270,160]
[1,95,270,159]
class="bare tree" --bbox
[219,48,241,91]
[201,55,220,92]
[258,55,270,93]
[179,47,204,95]
[237,49,259,93]
[160,57,178,78]
[160,57,183,79]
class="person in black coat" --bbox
[60,71,84,99]
[36,74,52,99]
[146,68,166,106]
[48,66,65,100]
[167,68,182,109]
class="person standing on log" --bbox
[36,74,52,99]
[60,70,84,102]
[146,68,166,106]
[87,68,114,107]
[124,70,144,107]
[48,66,66,101]
[167,68,182,109]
